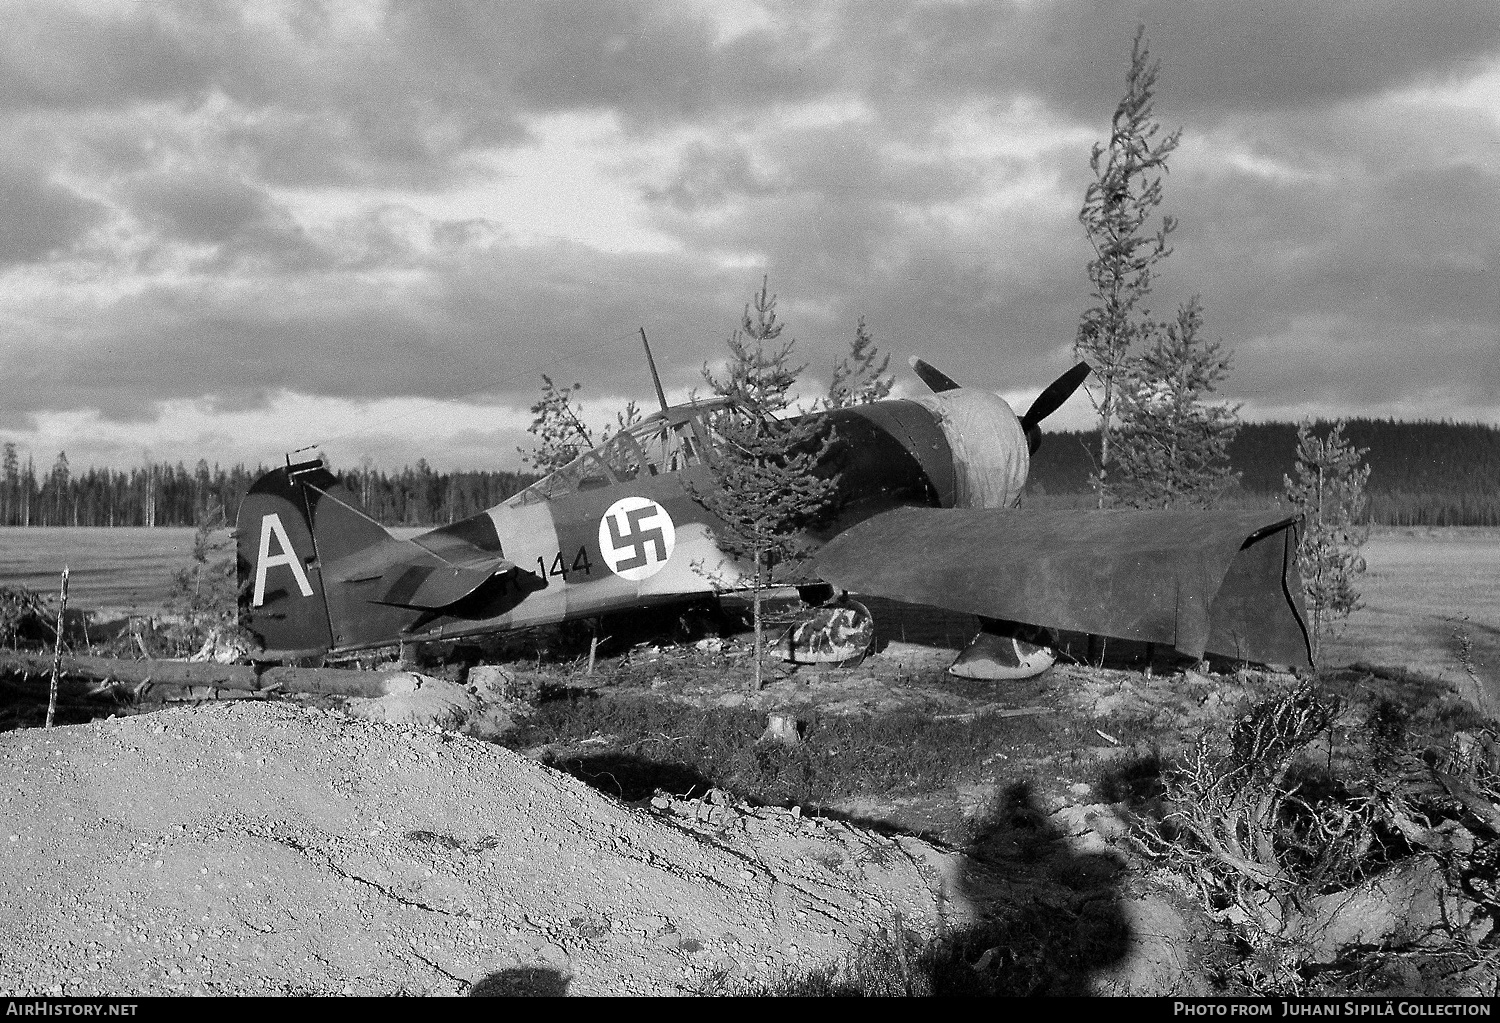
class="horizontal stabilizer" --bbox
[301,482,515,610]
[370,549,514,609]
[814,507,1312,668]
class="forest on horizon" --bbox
[0,418,1495,528]
[1026,418,1500,526]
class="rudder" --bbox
[237,456,389,658]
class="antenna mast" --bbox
[640,327,669,413]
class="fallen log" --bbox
[0,651,258,689]
[0,651,397,699]
[258,666,405,698]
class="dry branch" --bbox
[45,567,68,728]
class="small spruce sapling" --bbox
[693,278,840,691]
[1111,296,1241,509]
[824,317,894,410]
[1284,421,1371,663]
[167,504,242,656]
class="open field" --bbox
[2,525,1497,696]
[1323,527,1500,710]
[0,526,208,612]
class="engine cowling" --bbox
[913,388,1029,509]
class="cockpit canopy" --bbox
[507,397,751,504]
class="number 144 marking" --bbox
[536,546,593,583]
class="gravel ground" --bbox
[0,701,968,997]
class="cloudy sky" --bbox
[2,0,1498,473]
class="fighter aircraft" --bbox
[236,358,1313,678]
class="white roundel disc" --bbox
[598,497,676,581]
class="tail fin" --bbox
[236,456,391,659]
[238,456,516,657]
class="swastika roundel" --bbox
[599,497,676,581]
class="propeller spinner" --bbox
[908,356,1090,454]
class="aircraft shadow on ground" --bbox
[469,966,570,996]
[858,595,978,653]
[857,593,1213,676]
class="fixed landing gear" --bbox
[949,617,1057,681]
[780,589,875,666]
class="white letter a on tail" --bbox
[253,512,315,606]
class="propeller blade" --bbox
[1020,362,1090,432]
[908,356,961,393]
[1020,362,1090,455]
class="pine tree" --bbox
[48,452,70,526]
[1075,26,1181,508]
[1284,421,1371,663]
[20,456,35,526]
[518,374,595,474]
[694,277,841,691]
[703,277,804,410]
[1111,297,1240,508]
[165,503,241,656]
[824,317,893,409]
[2,443,16,526]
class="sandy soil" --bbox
[0,700,971,997]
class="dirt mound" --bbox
[342,672,481,730]
[0,702,967,996]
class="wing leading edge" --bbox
[814,507,1313,669]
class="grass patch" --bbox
[501,693,1062,808]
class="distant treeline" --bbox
[5,418,1496,528]
[1028,419,1500,526]
[0,445,536,528]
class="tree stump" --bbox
[760,711,801,745]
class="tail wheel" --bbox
[780,598,874,666]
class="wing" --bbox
[307,486,516,610]
[814,507,1313,668]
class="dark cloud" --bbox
[834,0,1500,126]
[0,1,824,189]
[0,163,104,264]
[389,0,834,126]
[125,170,269,242]
[7,0,1497,192]
[0,2,520,188]
[1163,160,1500,334]
[1091,135,1500,425]
[634,115,1088,392]
[116,170,323,272]
[0,2,212,111]
[0,237,737,423]
[2,0,1499,464]
[1106,0,1500,116]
